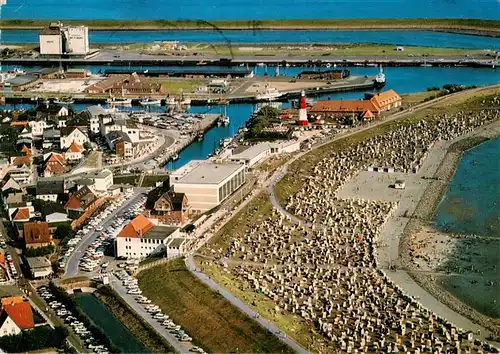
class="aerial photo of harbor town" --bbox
[0,0,497,353]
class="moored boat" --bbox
[107,97,132,106]
[139,97,161,106]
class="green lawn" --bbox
[183,43,478,57]
[137,258,293,354]
[158,80,201,95]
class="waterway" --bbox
[434,137,500,318]
[2,0,499,20]
[74,293,148,353]
[435,137,500,238]
[2,29,499,49]
[1,66,499,169]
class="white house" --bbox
[269,140,301,154]
[166,238,186,258]
[115,214,181,259]
[28,120,51,137]
[60,126,89,149]
[0,298,35,337]
[64,141,83,161]
[81,169,113,194]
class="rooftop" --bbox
[174,161,243,185]
[167,237,185,248]
[231,143,270,161]
[6,74,39,87]
[26,256,51,269]
[118,214,155,238]
[142,226,178,240]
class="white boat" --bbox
[171,154,179,161]
[107,97,132,106]
[53,97,74,105]
[374,65,386,88]
[255,87,283,101]
[139,98,161,106]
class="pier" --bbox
[3,49,498,68]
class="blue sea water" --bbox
[2,0,499,20]
[2,29,499,50]
[435,138,500,237]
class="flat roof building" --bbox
[230,143,271,167]
[26,257,52,279]
[171,161,245,212]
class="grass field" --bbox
[137,258,294,353]
[1,19,499,33]
[157,80,201,95]
[183,43,478,57]
[196,192,327,351]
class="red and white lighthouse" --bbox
[297,90,308,126]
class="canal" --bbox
[74,293,148,353]
[1,66,499,170]
[2,29,499,49]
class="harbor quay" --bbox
[4,50,498,68]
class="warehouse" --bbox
[171,161,245,212]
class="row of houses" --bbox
[85,73,164,96]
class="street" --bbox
[64,189,147,279]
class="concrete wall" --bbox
[39,34,62,55]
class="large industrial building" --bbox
[171,160,246,212]
[39,22,90,57]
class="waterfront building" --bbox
[115,214,181,259]
[85,73,163,95]
[310,89,402,121]
[298,69,350,80]
[171,160,246,212]
[230,143,272,167]
[39,22,90,56]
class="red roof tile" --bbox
[12,208,30,221]
[310,100,380,114]
[12,156,31,167]
[118,214,155,238]
[66,141,82,153]
[24,222,52,246]
[2,301,34,330]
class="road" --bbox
[64,189,147,279]
[108,274,194,353]
[185,255,307,354]
[5,49,497,67]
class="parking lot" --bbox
[111,271,205,354]
[64,189,148,278]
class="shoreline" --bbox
[399,121,500,339]
[0,19,498,36]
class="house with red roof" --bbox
[309,89,402,122]
[42,152,66,177]
[0,297,35,337]
[64,141,83,161]
[23,222,53,249]
[115,214,180,259]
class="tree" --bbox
[54,224,74,240]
